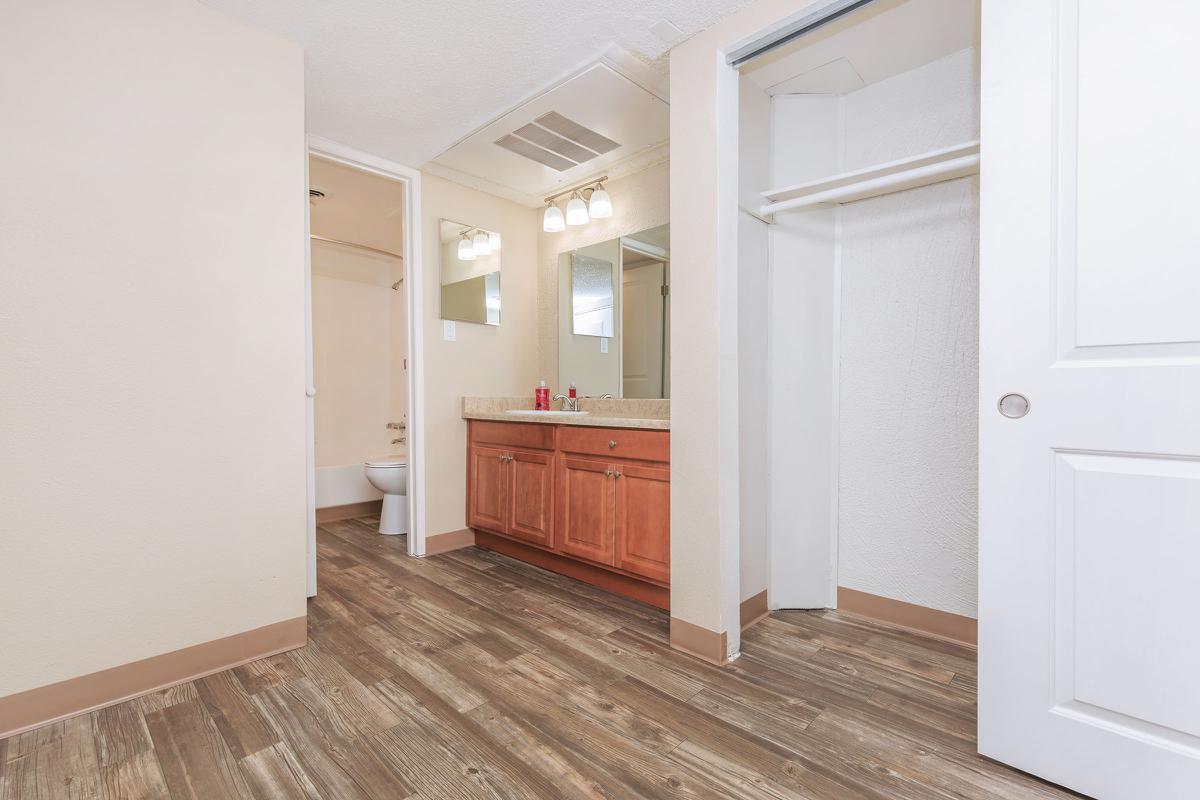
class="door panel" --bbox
[980,0,1200,796]
[556,456,614,566]
[508,449,554,548]
[467,445,507,534]
[613,461,670,583]
[622,261,665,398]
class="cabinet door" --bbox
[467,445,507,534]
[614,461,670,583]
[556,456,614,566]
[507,449,554,548]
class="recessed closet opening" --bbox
[738,0,981,640]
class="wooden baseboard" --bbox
[670,617,728,665]
[473,531,669,610]
[740,589,769,631]
[425,528,475,556]
[837,587,977,646]
[315,500,382,524]
[0,616,307,740]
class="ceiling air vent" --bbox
[494,112,621,172]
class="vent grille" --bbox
[494,112,620,172]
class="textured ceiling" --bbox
[199,0,754,167]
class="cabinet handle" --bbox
[614,470,622,479]
[604,469,613,477]
[608,439,617,449]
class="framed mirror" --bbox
[439,218,501,326]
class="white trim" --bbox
[303,145,317,597]
[305,136,428,558]
[716,50,743,659]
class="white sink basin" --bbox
[504,409,589,417]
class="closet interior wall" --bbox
[744,38,981,618]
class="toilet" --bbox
[363,455,408,535]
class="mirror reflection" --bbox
[571,254,615,337]
[557,224,669,398]
[439,218,501,326]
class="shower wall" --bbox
[312,246,406,506]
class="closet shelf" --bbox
[759,140,980,218]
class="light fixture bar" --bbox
[544,175,609,205]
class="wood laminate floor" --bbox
[0,516,1084,800]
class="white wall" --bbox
[738,73,771,603]
[311,246,402,507]
[765,48,980,617]
[0,0,306,696]
[766,94,842,610]
[836,49,980,617]
[421,174,540,536]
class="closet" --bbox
[736,0,982,623]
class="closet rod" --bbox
[759,153,980,218]
[310,234,403,261]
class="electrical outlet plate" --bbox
[443,320,456,341]
[600,337,609,353]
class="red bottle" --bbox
[568,383,577,402]
[535,380,550,411]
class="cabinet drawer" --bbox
[558,426,669,462]
[469,420,555,450]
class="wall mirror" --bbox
[439,218,501,325]
[557,224,669,398]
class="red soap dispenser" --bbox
[535,380,550,411]
[568,383,577,403]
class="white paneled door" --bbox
[979,1,1200,798]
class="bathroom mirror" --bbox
[557,224,669,398]
[439,218,501,326]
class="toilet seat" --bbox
[365,455,407,468]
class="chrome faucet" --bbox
[551,393,581,412]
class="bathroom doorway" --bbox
[304,140,425,592]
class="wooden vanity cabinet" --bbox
[467,419,670,609]
[466,421,555,548]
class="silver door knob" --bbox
[997,393,1030,418]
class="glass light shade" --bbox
[565,194,589,226]
[488,232,501,250]
[472,230,492,256]
[457,237,476,260]
[588,187,613,219]
[542,204,565,232]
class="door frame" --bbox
[306,136,428,560]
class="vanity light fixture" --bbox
[588,182,612,219]
[565,191,589,226]
[488,232,502,250]
[472,230,493,256]
[457,234,476,261]
[543,202,565,232]
[542,176,613,233]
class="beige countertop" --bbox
[461,396,670,431]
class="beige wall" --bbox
[671,0,830,652]
[0,0,306,697]
[311,252,398,467]
[538,162,670,391]
[420,175,540,536]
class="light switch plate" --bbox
[443,320,456,341]
[600,337,608,353]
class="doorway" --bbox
[304,138,426,592]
